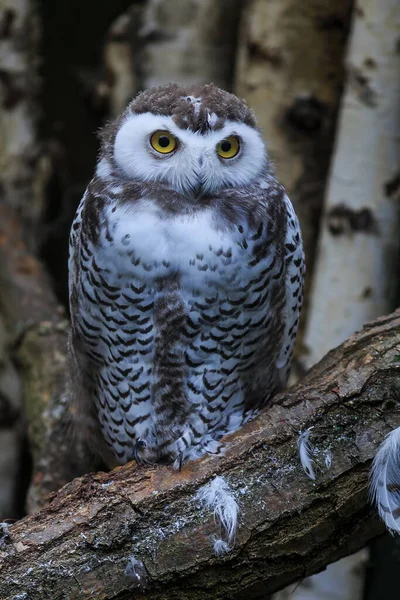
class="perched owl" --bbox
[68,83,304,469]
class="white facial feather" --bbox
[370,427,400,533]
[113,112,266,195]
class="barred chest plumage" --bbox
[70,189,292,467]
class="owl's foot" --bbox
[176,451,184,472]
[202,437,223,455]
[172,429,194,470]
[171,434,224,469]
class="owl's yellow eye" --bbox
[216,136,240,159]
[150,131,177,154]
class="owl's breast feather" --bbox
[102,201,251,288]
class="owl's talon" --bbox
[178,451,184,471]
[133,439,147,464]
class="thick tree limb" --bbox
[1,309,399,599]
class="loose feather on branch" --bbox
[370,427,400,533]
[297,427,316,481]
[195,475,239,551]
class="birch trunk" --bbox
[235,0,353,294]
[102,0,243,117]
[302,0,400,370]
[296,1,400,598]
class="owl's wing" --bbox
[68,191,86,322]
[275,194,305,386]
[68,191,91,416]
[67,189,115,466]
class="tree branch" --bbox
[1,308,399,599]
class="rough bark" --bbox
[100,0,243,118]
[1,310,399,599]
[235,0,353,326]
[302,0,400,371]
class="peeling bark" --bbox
[235,0,353,311]
[302,0,400,370]
[0,310,399,599]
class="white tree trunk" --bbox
[102,0,243,118]
[302,0,400,370]
[235,0,353,290]
[278,0,400,597]
[138,0,242,90]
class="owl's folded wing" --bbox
[275,194,305,386]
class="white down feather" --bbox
[370,427,400,533]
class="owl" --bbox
[68,83,305,469]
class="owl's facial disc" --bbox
[113,112,266,198]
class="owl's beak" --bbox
[190,182,205,200]
[189,157,206,200]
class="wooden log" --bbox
[0,309,399,599]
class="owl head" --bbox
[100,83,267,198]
